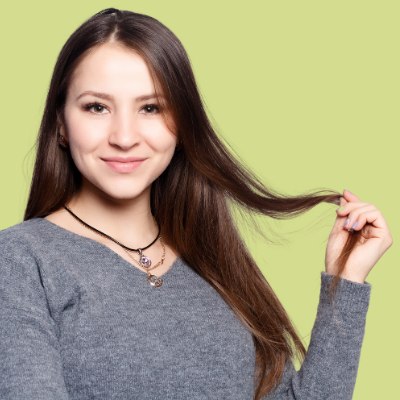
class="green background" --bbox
[1,1,398,398]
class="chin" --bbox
[81,175,152,203]
[99,185,150,203]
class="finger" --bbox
[348,208,390,232]
[342,204,376,231]
[331,201,369,236]
[331,204,353,235]
[339,196,347,207]
[343,189,360,202]
[336,200,369,217]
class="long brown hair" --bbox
[24,8,361,398]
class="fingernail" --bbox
[343,218,350,228]
[351,221,358,230]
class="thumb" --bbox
[339,196,348,206]
[343,189,360,202]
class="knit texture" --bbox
[0,218,371,399]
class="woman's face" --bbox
[60,42,177,203]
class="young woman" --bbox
[0,8,392,400]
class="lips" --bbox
[101,157,147,173]
[101,156,147,162]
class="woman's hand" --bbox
[324,189,393,283]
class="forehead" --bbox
[68,43,155,95]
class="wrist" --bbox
[337,271,366,284]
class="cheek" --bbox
[150,137,177,168]
[64,117,104,175]
[143,121,177,153]
[65,113,104,152]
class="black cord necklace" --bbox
[62,205,161,252]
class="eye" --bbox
[83,102,108,114]
[141,103,160,114]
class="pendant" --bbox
[140,254,152,268]
[147,274,163,288]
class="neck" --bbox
[66,186,158,249]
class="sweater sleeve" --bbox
[264,272,371,400]
[0,241,70,399]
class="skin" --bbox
[46,41,179,275]
[325,189,393,283]
[46,42,393,283]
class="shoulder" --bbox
[0,218,46,259]
[0,219,57,314]
[0,218,44,243]
[0,218,59,287]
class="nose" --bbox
[108,108,140,150]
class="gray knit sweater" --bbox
[0,218,371,399]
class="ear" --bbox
[59,124,68,140]
[56,112,68,141]
[174,138,183,152]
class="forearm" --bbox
[264,272,371,399]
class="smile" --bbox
[102,159,146,173]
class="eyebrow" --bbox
[75,90,164,102]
